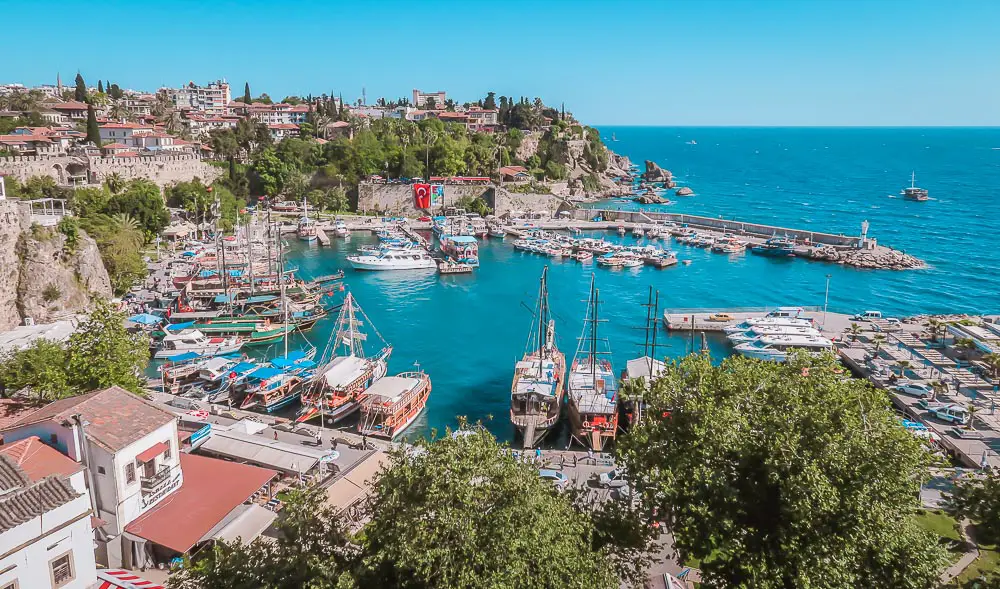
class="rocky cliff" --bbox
[0,201,112,331]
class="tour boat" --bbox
[347,250,437,271]
[510,268,566,448]
[439,234,480,266]
[620,258,643,268]
[239,367,305,412]
[901,171,929,201]
[567,276,618,451]
[357,371,431,440]
[297,293,391,424]
[619,287,665,428]
[750,235,796,257]
[297,199,318,241]
[154,329,243,359]
[632,226,644,238]
[733,334,834,362]
[573,251,593,262]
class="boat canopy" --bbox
[128,313,163,325]
[214,294,232,304]
[243,295,278,304]
[165,351,202,363]
[444,235,478,243]
[165,321,197,332]
[199,270,218,278]
[231,361,259,374]
[247,366,283,380]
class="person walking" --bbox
[587,448,594,465]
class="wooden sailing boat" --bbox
[510,267,566,448]
[619,287,666,428]
[567,275,618,451]
[296,292,391,424]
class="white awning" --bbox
[199,428,327,474]
[199,503,277,544]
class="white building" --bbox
[167,80,231,115]
[412,89,446,109]
[0,386,181,568]
[0,436,97,589]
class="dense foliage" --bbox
[951,470,1000,545]
[0,300,149,400]
[618,352,947,589]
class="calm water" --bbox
[283,127,1000,441]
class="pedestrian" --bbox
[362,433,368,449]
[331,438,338,451]
[535,447,542,463]
[315,430,322,446]
[273,431,278,441]
[587,448,594,465]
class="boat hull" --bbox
[347,257,437,271]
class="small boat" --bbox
[297,199,318,242]
[347,250,437,271]
[901,171,929,201]
[438,260,475,274]
[357,371,432,440]
[333,219,350,238]
[573,251,593,262]
[632,227,644,238]
[155,329,243,360]
[750,235,796,257]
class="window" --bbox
[49,552,74,587]
[97,466,106,475]
[1,581,18,589]
[49,433,58,445]
[163,444,171,460]
[125,462,136,485]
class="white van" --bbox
[852,310,883,321]
[766,307,805,319]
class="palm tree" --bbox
[108,100,130,122]
[981,353,1000,381]
[966,402,978,431]
[897,360,912,378]
[872,333,886,357]
[955,338,978,361]
[848,323,862,343]
[930,380,947,402]
[110,214,144,249]
[104,173,125,195]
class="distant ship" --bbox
[901,172,929,201]
[611,132,619,142]
[686,139,697,145]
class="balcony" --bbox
[141,464,175,494]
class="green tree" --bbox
[483,92,497,110]
[97,80,104,94]
[69,186,111,217]
[85,104,101,145]
[0,339,71,401]
[166,179,214,229]
[74,73,87,102]
[358,428,618,589]
[104,179,169,238]
[80,213,147,293]
[243,82,252,104]
[66,299,149,393]
[950,469,1000,545]
[250,148,287,197]
[618,352,947,588]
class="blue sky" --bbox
[3,0,998,125]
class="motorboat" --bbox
[333,219,350,237]
[733,334,834,362]
[727,324,823,344]
[723,316,814,334]
[573,251,593,262]
[751,235,796,257]
[347,250,437,270]
[155,329,243,359]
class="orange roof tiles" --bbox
[0,436,83,482]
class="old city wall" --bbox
[357,182,567,216]
[0,153,223,188]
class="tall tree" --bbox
[74,72,87,102]
[483,91,497,110]
[65,299,149,394]
[85,104,101,145]
[97,80,104,94]
[618,352,947,588]
[243,82,252,104]
[358,428,619,589]
[950,469,1000,545]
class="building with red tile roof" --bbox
[0,435,83,484]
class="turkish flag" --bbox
[414,183,431,209]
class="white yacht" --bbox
[727,324,822,344]
[734,334,833,362]
[723,316,814,334]
[347,249,437,271]
[333,219,350,237]
[154,329,243,359]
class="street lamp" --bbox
[823,273,832,329]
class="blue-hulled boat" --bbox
[750,235,796,257]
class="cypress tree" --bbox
[85,104,101,145]
[243,82,252,104]
[97,80,104,94]
[74,73,87,102]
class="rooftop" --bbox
[124,453,276,553]
[4,386,176,453]
[0,454,81,533]
[0,436,83,482]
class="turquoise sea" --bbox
[283,127,1000,442]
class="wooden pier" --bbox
[316,229,331,246]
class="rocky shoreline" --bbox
[805,245,926,270]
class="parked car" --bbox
[851,310,883,321]
[417,216,431,222]
[598,469,628,489]
[708,313,734,322]
[917,400,970,425]
[895,381,935,399]
[538,469,569,490]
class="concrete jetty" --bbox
[316,229,330,246]
[662,307,853,338]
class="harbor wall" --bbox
[357,182,567,216]
[576,208,861,247]
[0,153,223,188]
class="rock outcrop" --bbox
[635,193,669,205]
[644,160,673,183]
[805,246,925,270]
[675,186,694,197]
[0,201,112,330]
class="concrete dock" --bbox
[662,307,854,338]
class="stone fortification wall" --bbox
[0,153,222,188]
[357,182,567,216]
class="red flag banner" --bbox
[414,183,431,209]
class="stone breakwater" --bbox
[806,245,926,270]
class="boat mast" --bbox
[279,227,288,359]
[590,282,599,389]
[911,171,916,189]
[537,267,548,379]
